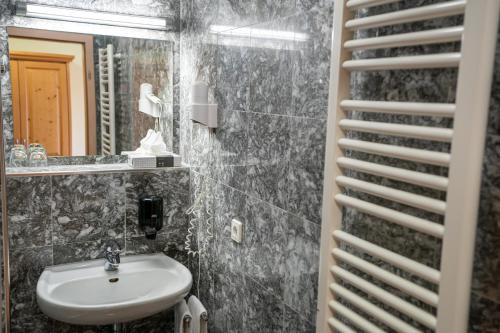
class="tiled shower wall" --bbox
[7,167,190,332]
[181,1,500,332]
[180,1,333,332]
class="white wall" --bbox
[8,37,87,155]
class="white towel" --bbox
[187,295,208,333]
[174,299,192,333]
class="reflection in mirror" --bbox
[6,29,173,166]
[94,35,173,156]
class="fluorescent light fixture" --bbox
[18,3,167,30]
[209,25,309,42]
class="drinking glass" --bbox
[9,144,28,167]
[28,144,48,167]
[28,143,44,157]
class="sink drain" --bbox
[109,278,119,283]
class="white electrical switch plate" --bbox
[231,219,243,243]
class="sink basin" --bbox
[37,253,192,325]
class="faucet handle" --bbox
[104,245,121,262]
[107,246,121,254]
[104,244,121,269]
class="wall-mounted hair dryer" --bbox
[139,83,162,118]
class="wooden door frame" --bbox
[10,52,74,156]
[6,27,97,154]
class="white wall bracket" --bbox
[189,104,218,128]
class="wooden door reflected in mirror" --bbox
[11,51,73,156]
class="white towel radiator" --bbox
[98,44,116,155]
[317,1,499,332]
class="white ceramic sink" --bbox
[37,253,192,325]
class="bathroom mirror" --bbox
[2,24,176,165]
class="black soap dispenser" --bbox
[138,196,163,240]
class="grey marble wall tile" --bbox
[216,40,250,112]
[47,155,128,166]
[190,122,213,176]
[11,314,53,333]
[188,0,219,34]
[291,7,333,119]
[473,134,500,302]
[248,18,295,115]
[1,95,13,153]
[0,2,12,24]
[246,112,290,209]
[243,196,286,296]
[286,117,326,224]
[283,305,315,333]
[95,155,129,164]
[296,0,334,13]
[125,169,190,239]
[243,275,283,333]
[124,309,175,333]
[213,182,246,276]
[51,173,126,245]
[248,45,293,115]
[124,236,157,255]
[53,321,113,333]
[215,0,258,26]
[487,25,500,135]
[179,0,192,31]
[7,176,52,249]
[173,104,181,154]
[247,112,290,163]
[216,165,248,192]
[284,214,320,321]
[211,270,245,333]
[53,238,124,265]
[0,27,12,124]
[212,109,248,187]
[125,234,188,266]
[468,293,500,333]
[179,104,193,166]
[217,0,296,26]
[10,246,53,321]
[172,38,181,105]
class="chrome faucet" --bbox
[104,243,121,272]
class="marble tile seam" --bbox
[235,267,317,328]
[282,299,317,326]
[218,108,328,121]
[471,290,500,306]
[210,5,327,35]
[189,169,322,227]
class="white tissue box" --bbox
[127,153,181,168]
[128,154,156,168]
